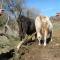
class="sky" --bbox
[26,0,60,16]
[0,0,60,17]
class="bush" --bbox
[0,14,7,27]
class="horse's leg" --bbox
[50,30,53,42]
[44,31,47,46]
[37,32,42,45]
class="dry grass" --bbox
[18,21,60,60]
[0,20,60,60]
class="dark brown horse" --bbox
[17,15,36,40]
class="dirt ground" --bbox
[19,22,60,60]
[0,21,60,60]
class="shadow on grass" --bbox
[0,49,14,60]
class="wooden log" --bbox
[16,32,36,52]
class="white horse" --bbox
[35,16,53,46]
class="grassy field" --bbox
[0,21,60,60]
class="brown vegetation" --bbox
[14,20,60,60]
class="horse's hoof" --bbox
[38,43,41,45]
[51,39,52,42]
[44,43,46,46]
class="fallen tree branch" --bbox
[0,33,10,38]
[16,32,36,52]
[0,33,14,39]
